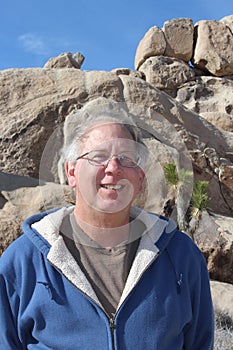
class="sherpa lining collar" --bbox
[31,206,177,311]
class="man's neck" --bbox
[73,206,131,248]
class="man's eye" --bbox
[120,153,137,162]
[119,154,139,166]
[119,156,131,162]
[91,152,108,162]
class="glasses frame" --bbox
[76,150,141,168]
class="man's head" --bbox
[63,99,147,218]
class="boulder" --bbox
[134,26,166,70]
[43,52,85,69]
[194,211,233,284]
[139,56,195,92]
[211,280,233,323]
[192,20,233,76]
[176,76,233,130]
[163,18,194,62]
[0,203,23,256]
[220,14,233,34]
[0,178,75,256]
[111,67,145,80]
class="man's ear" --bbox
[138,169,145,193]
[65,161,77,188]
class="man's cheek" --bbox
[77,166,99,199]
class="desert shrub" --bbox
[191,180,209,212]
[163,163,179,187]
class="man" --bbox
[0,99,214,349]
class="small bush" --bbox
[163,163,179,187]
[191,180,209,212]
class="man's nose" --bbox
[104,156,122,172]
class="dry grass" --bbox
[214,309,233,350]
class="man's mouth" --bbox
[100,184,124,190]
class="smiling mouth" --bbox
[100,184,125,190]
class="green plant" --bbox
[163,163,192,188]
[190,180,209,218]
[163,163,179,188]
[163,163,193,229]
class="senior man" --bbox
[0,99,214,349]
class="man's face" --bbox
[66,123,145,215]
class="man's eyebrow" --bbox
[91,148,109,152]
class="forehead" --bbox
[80,123,134,150]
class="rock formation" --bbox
[0,14,233,324]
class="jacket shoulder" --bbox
[0,234,41,277]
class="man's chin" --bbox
[92,198,131,214]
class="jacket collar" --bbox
[26,206,177,311]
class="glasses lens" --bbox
[87,151,109,165]
[118,152,140,167]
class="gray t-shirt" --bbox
[60,212,145,317]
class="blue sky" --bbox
[1,0,232,71]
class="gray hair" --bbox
[62,98,147,162]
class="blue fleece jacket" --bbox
[0,206,214,349]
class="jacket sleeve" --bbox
[0,268,23,349]
[183,251,214,350]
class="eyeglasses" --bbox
[76,150,141,168]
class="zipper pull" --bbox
[109,315,115,332]
[109,315,116,349]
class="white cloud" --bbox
[18,33,49,55]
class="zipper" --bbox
[109,314,116,350]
